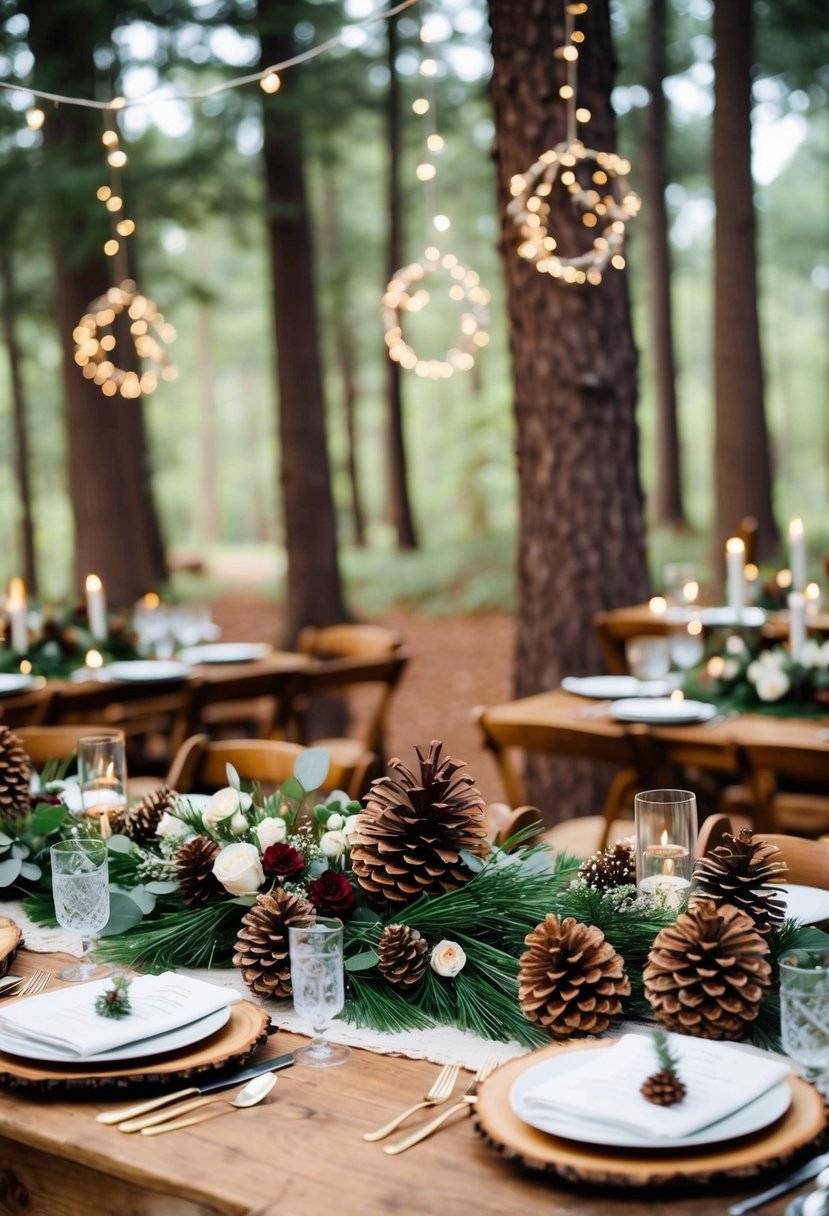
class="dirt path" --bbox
[211,593,515,803]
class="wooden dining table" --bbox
[0,950,817,1216]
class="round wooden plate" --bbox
[0,917,21,976]
[0,1000,270,1093]
[474,1040,827,1188]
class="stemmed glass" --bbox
[50,839,111,981]
[288,920,350,1069]
[78,734,127,827]
[780,950,829,1098]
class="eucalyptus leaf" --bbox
[0,858,22,887]
[124,885,157,915]
[280,776,304,802]
[106,835,133,854]
[100,892,146,937]
[294,747,330,793]
[230,894,257,907]
[459,849,485,873]
[226,762,241,791]
[31,803,68,834]
[144,880,180,895]
[19,862,41,882]
[345,948,379,972]
[11,843,30,860]
[0,833,12,848]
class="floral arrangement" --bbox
[10,734,824,1051]
[684,633,829,717]
[0,600,140,679]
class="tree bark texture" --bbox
[384,5,419,550]
[642,0,686,528]
[488,0,649,819]
[712,0,778,568]
[23,10,167,606]
[259,11,349,645]
[1,253,38,593]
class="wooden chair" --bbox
[14,725,122,768]
[484,803,545,849]
[0,685,53,728]
[167,734,380,801]
[696,816,829,888]
[696,813,736,857]
[285,625,409,776]
[181,668,303,752]
[735,740,829,836]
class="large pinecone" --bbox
[175,835,221,908]
[578,841,635,890]
[519,914,631,1038]
[112,785,176,843]
[693,829,787,936]
[0,727,31,824]
[378,923,428,991]
[644,899,771,1040]
[233,889,316,1000]
[349,741,487,908]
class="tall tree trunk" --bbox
[384,4,419,550]
[194,304,220,546]
[0,253,38,593]
[259,10,349,645]
[712,0,778,569]
[642,0,686,529]
[23,12,167,606]
[488,0,649,819]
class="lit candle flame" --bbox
[143,592,160,609]
[725,537,745,557]
[670,688,685,703]
[649,596,667,615]
[682,580,699,603]
[660,829,669,847]
[85,573,103,593]
[85,649,103,669]
[777,569,793,589]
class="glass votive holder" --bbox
[664,563,699,606]
[78,733,127,824]
[635,789,697,908]
[625,635,671,680]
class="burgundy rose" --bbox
[307,870,357,918]
[261,843,305,883]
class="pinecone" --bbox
[644,899,772,1040]
[641,1070,687,1106]
[175,835,221,908]
[578,841,635,890]
[378,923,428,991]
[693,829,787,936]
[518,914,631,1038]
[0,727,31,824]
[112,785,176,842]
[350,741,488,908]
[232,889,316,1000]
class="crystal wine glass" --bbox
[780,950,829,1098]
[50,839,111,982]
[288,920,350,1069]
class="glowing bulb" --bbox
[26,108,45,130]
[105,196,122,212]
[107,150,127,168]
[101,130,119,148]
[416,162,436,181]
[97,185,112,201]
[559,85,574,99]
[412,98,430,115]
[420,58,438,77]
[260,72,281,94]
[104,239,120,257]
[433,214,451,232]
[116,219,135,236]
[426,133,444,153]
[576,107,591,122]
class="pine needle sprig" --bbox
[652,1029,680,1075]
[96,902,244,972]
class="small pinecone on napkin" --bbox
[175,835,221,908]
[378,923,428,990]
[113,785,176,842]
[644,899,771,1040]
[518,914,630,1038]
[0,727,31,823]
[233,889,316,1000]
[350,741,488,908]
[692,829,787,936]
[640,1032,686,1106]
[578,841,635,890]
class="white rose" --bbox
[430,940,467,978]
[255,817,287,849]
[818,642,829,669]
[202,786,252,830]
[756,669,790,702]
[212,842,265,896]
[801,640,821,669]
[343,814,361,839]
[58,781,84,815]
[326,812,344,831]
[320,830,347,860]
[157,811,192,841]
[230,811,249,836]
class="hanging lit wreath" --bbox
[506,140,640,285]
[72,280,177,399]
[382,248,490,379]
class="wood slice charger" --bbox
[0,917,22,976]
[474,1040,826,1189]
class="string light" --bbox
[380,1,490,378]
[506,0,640,285]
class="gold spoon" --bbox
[122,1073,277,1136]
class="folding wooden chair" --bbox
[14,724,122,768]
[0,685,53,728]
[736,740,829,836]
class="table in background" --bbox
[0,952,810,1216]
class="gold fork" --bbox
[363,1062,460,1142]
[5,970,50,998]
[384,1058,497,1155]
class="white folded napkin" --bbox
[521,1033,790,1139]
[0,972,241,1059]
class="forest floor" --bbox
[210,588,515,805]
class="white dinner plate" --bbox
[0,1006,230,1064]
[610,697,719,725]
[698,606,767,628]
[561,676,678,700]
[778,883,829,925]
[102,660,192,683]
[176,643,272,665]
[510,1050,792,1150]
[0,674,36,696]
